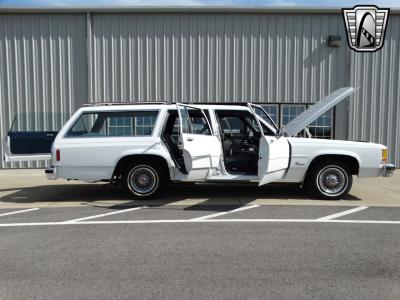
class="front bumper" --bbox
[383,163,395,177]
[45,167,58,180]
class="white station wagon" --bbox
[4,87,395,200]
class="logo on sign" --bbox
[342,5,390,52]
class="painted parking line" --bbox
[317,206,368,221]
[191,204,260,221]
[1,218,400,227]
[64,206,146,223]
[0,208,39,217]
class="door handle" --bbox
[186,137,194,141]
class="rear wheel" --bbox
[305,160,353,200]
[124,160,165,199]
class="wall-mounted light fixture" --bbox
[328,35,342,48]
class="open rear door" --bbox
[176,104,221,180]
[247,105,290,186]
[4,112,63,162]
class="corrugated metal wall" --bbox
[0,11,399,168]
[0,13,87,168]
[349,15,400,167]
[89,13,349,104]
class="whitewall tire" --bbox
[305,160,353,200]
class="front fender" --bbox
[285,150,362,182]
[304,150,362,170]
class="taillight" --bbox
[56,149,61,162]
[382,149,388,163]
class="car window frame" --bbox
[176,104,214,136]
[213,108,263,137]
[63,109,161,139]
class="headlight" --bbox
[382,149,388,162]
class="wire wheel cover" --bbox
[129,166,158,195]
[317,166,347,196]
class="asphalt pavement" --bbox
[0,204,400,299]
[1,169,399,299]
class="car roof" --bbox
[79,103,251,112]
[75,102,278,134]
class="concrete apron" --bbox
[0,169,399,209]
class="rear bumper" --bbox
[45,167,58,180]
[383,163,395,177]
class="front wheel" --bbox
[305,160,353,200]
[124,161,165,199]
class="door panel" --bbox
[9,131,57,155]
[4,138,52,162]
[5,132,56,162]
[177,104,221,180]
[5,128,61,163]
[258,136,290,186]
[246,104,290,186]
[4,112,68,162]
[181,133,220,170]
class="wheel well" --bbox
[112,154,170,181]
[304,154,360,181]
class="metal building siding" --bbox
[0,13,87,168]
[349,15,400,166]
[1,10,399,169]
[89,13,349,104]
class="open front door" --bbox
[176,104,221,180]
[247,104,290,186]
[257,136,290,186]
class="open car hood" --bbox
[281,87,355,137]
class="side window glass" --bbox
[188,110,211,135]
[178,106,211,135]
[255,105,278,129]
[10,112,70,133]
[66,111,159,137]
[134,114,158,135]
[108,116,132,136]
[260,122,275,136]
[178,106,191,134]
[249,108,275,136]
[67,113,99,136]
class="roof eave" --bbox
[1,5,398,14]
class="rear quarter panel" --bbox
[53,137,173,182]
[51,108,174,182]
